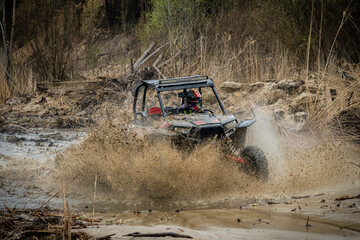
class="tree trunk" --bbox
[6,0,15,88]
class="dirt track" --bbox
[1,79,360,239]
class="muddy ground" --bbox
[0,75,360,239]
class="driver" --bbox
[177,89,203,114]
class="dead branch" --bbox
[124,232,193,239]
[153,66,166,79]
[5,173,83,240]
[133,42,155,72]
[335,194,360,201]
[83,218,101,223]
[1,201,13,215]
[153,53,164,67]
[292,195,310,199]
[306,216,312,227]
[2,209,90,240]
[137,43,169,70]
[96,233,116,240]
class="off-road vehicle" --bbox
[132,75,268,179]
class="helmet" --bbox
[185,90,202,111]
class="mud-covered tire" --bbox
[241,146,269,180]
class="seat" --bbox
[148,106,162,115]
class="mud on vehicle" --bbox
[132,75,269,180]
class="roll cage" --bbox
[133,75,227,122]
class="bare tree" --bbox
[0,0,16,90]
[7,0,16,83]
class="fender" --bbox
[232,120,256,150]
[237,119,256,128]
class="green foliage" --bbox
[140,0,217,44]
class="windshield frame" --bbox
[134,83,227,122]
[157,86,227,117]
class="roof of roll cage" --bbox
[141,75,214,91]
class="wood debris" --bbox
[124,231,193,239]
[335,194,360,201]
[0,207,91,239]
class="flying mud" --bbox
[53,113,360,208]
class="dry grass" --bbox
[304,68,360,137]
[0,66,36,103]
[149,37,297,86]
[300,1,359,137]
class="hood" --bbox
[160,114,236,129]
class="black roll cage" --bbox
[133,75,227,121]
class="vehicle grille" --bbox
[194,126,225,139]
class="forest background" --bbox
[0,0,359,110]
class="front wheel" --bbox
[241,146,269,180]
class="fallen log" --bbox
[292,195,310,199]
[83,218,101,223]
[124,232,193,239]
[96,233,116,240]
[335,194,360,201]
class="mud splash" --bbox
[55,117,360,206]
[247,108,359,197]
[55,121,245,201]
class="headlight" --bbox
[173,127,191,134]
[224,120,238,131]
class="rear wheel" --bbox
[241,146,269,180]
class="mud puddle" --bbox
[0,128,86,208]
[0,129,86,162]
[79,188,360,240]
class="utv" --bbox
[132,75,268,179]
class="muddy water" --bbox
[1,121,360,239]
[0,129,86,208]
[83,204,360,240]
[0,129,86,162]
